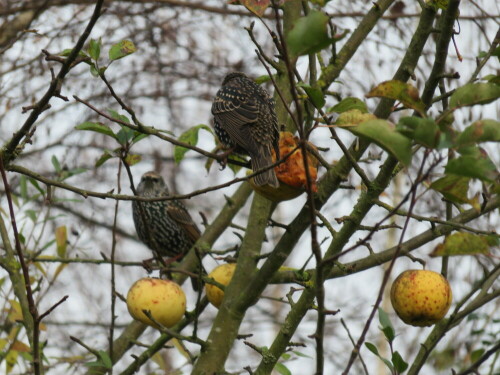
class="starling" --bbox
[212,72,280,187]
[132,172,202,287]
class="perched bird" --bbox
[212,72,280,187]
[132,171,202,287]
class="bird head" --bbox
[136,171,169,197]
[222,71,248,85]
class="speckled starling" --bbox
[132,171,201,260]
[212,72,280,187]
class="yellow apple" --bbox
[390,270,452,327]
[126,278,186,328]
[205,263,236,308]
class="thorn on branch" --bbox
[288,341,307,348]
[405,252,426,267]
[22,103,50,113]
[237,333,253,340]
[243,340,264,354]
[39,295,69,321]
[268,218,289,231]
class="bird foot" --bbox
[215,147,236,170]
[141,258,156,273]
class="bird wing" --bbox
[212,86,263,154]
[167,204,201,243]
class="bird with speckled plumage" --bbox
[132,171,201,260]
[212,72,280,187]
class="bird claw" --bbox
[216,147,236,170]
[141,258,156,273]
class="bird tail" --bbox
[251,147,280,188]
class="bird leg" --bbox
[215,146,236,170]
[141,252,183,275]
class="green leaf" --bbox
[397,117,449,149]
[292,350,313,358]
[297,83,325,108]
[365,342,380,356]
[449,83,500,109]
[471,349,485,363]
[287,10,332,57]
[280,353,291,360]
[227,154,247,175]
[335,109,377,127]
[430,175,471,204]
[88,38,101,60]
[58,49,89,59]
[85,351,112,369]
[347,119,413,166]
[89,64,99,77]
[20,175,28,200]
[25,210,37,223]
[109,40,136,61]
[254,74,273,85]
[328,97,368,114]
[95,150,117,168]
[274,362,292,375]
[378,308,395,342]
[365,343,394,371]
[426,0,449,10]
[366,80,426,116]
[60,168,87,181]
[28,178,45,196]
[98,351,112,369]
[174,124,212,164]
[392,351,409,372]
[75,122,116,139]
[444,153,497,182]
[456,119,500,147]
[51,155,62,173]
[107,109,130,124]
[431,232,498,257]
[116,125,135,146]
[481,74,500,85]
[132,132,149,144]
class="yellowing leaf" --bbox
[7,300,23,323]
[124,154,141,166]
[431,232,497,257]
[33,261,48,278]
[366,80,426,117]
[109,40,136,61]
[335,109,377,127]
[241,0,270,17]
[0,338,8,350]
[55,226,67,258]
[449,83,500,109]
[6,350,18,374]
[53,263,69,281]
[11,341,30,352]
[7,326,21,342]
[171,338,191,360]
[430,175,470,204]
